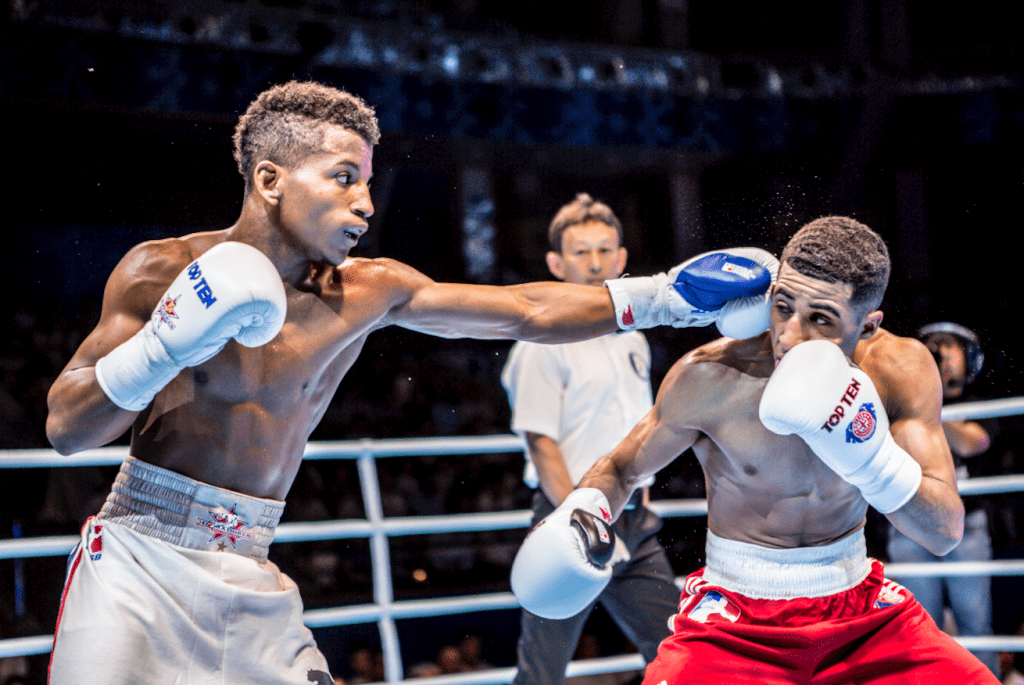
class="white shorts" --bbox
[49,456,332,685]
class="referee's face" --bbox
[547,221,627,287]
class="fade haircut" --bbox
[233,80,381,195]
[548,193,624,252]
[781,216,891,312]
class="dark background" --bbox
[1,0,1021,681]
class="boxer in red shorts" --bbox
[512,216,998,684]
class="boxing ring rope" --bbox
[3,397,1024,682]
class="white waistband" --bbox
[702,529,872,600]
[98,456,285,563]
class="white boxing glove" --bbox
[605,247,778,337]
[758,340,922,514]
[511,488,618,620]
[95,242,287,411]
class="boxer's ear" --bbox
[255,161,284,205]
[860,310,883,340]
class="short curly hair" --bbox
[548,193,624,251]
[780,216,891,312]
[233,80,380,195]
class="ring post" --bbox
[357,440,404,682]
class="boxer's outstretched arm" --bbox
[579,357,701,517]
[46,242,187,455]
[384,247,778,342]
[382,260,619,342]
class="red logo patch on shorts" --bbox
[88,524,103,561]
[874,580,908,609]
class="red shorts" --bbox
[642,562,998,684]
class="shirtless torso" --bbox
[46,226,621,500]
[582,326,960,553]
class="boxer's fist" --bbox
[96,242,287,411]
[758,340,922,513]
[605,248,778,336]
[511,488,617,619]
[671,248,780,339]
[150,241,287,363]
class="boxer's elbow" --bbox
[47,420,78,456]
[46,410,87,456]
[46,394,102,456]
[927,501,965,556]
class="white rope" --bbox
[0,635,54,659]
[942,396,1024,421]
[399,654,647,685]
[649,499,709,517]
[0,435,526,468]
[958,474,1024,495]
[304,593,520,628]
[3,481,1024,560]
[885,559,1024,577]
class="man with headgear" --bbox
[886,321,999,676]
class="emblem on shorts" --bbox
[88,524,104,561]
[154,295,181,330]
[874,579,908,609]
[688,590,740,623]
[195,504,253,548]
[846,403,877,443]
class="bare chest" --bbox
[176,285,374,408]
[692,378,865,544]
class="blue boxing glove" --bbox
[605,247,778,338]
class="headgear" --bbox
[918,321,984,385]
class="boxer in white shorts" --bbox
[52,457,331,685]
[46,80,775,684]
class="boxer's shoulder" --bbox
[857,329,941,417]
[116,236,192,276]
[857,329,934,382]
[660,334,770,413]
[298,258,428,331]
[334,256,431,291]
[100,238,197,321]
[685,332,774,378]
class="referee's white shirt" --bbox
[501,332,653,487]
